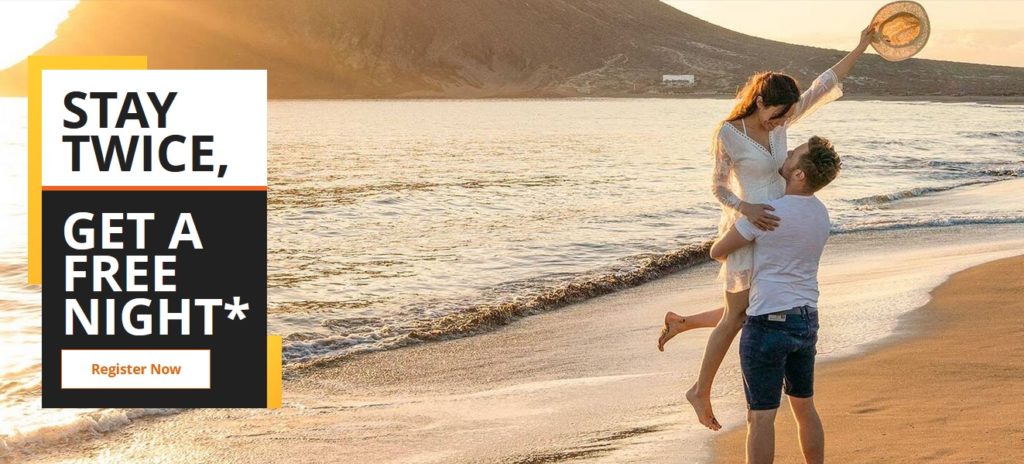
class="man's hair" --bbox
[798,136,841,192]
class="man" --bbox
[709,135,841,464]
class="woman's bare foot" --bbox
[686,384,722,431]
[658,311,689,352]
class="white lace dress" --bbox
[712,67,844,292]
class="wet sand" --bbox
[714,255,1024,463]
[14,225,1023,463]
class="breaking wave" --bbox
[1,408,181,458]
[284,240,713,369]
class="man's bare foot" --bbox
[686,384,722,431]
[658,311,690,352]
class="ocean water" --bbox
[1,97,1022,452]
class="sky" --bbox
[665,0,1024,67]
[0,0,78,69]
[0,1,1020,70]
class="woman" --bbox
[657,23,876,430]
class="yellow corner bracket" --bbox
[27,55,148,285]
[267,335,282,408]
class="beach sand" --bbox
[713,254,1024,464]
[13,179,1024,463]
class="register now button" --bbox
[61,349,211,389]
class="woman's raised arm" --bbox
[787,22,876,127]
[831,22,876,81]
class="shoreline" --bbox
[284,179,1024,372]
[713,255,1024,463]
[5,179,1024,462]
[15,222,1024,463]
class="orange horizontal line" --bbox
[42,186,267,191]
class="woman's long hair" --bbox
[724,72,801,122]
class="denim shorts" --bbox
[739,306,819,410]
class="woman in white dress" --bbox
[658,23,877,430]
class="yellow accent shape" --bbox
[267,335,282,409]
[27,56,148,284]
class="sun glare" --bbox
[0,0,79,70]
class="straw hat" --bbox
[870,1,930,62]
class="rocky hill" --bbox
[2,0,1021,98]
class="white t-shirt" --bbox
[734,195,831,316]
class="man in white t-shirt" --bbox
[709,135,841,464]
